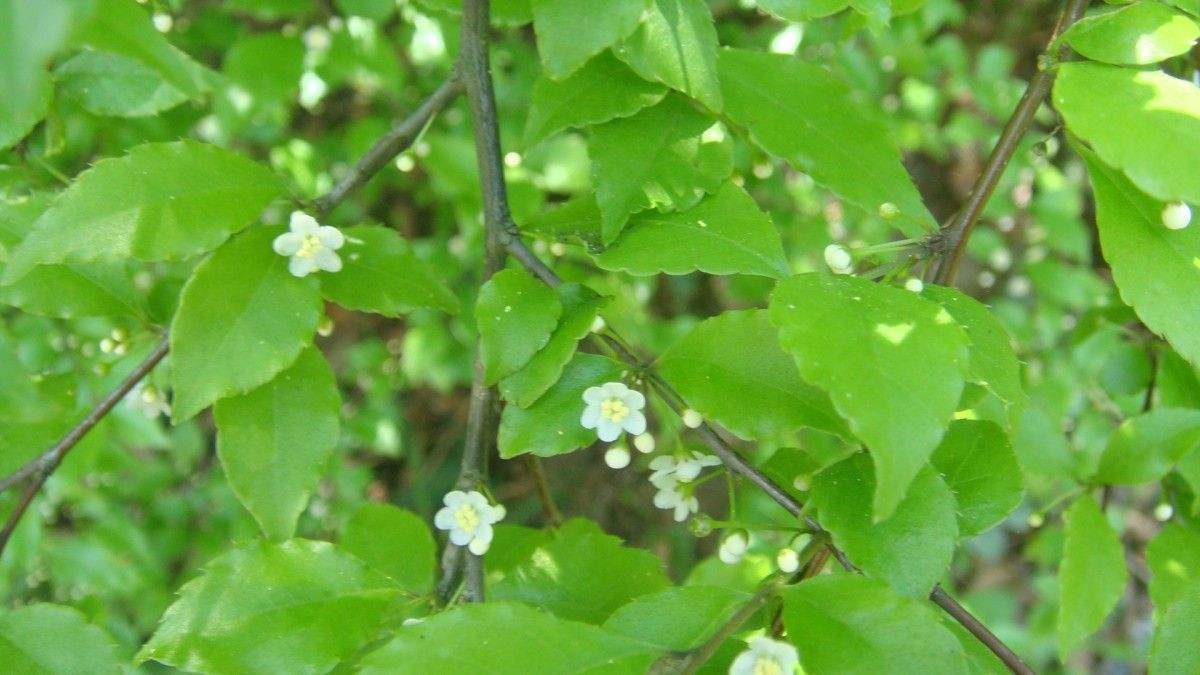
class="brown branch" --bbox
[670,576,786,675]
[933,0,1091,285]
[525,456,563,526]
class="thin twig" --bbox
[671,576,785,675]
[525,456,563,526]
[933,0,1091,285]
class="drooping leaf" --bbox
[170,228,322,421]
[589,93,731,243]
[602,585,751,651]
[76,0,208,99]
[1057,496,1128,659]
[341,503,436,596]
[594,182,790,279]
[657,309,847,441]
[0,603,122,674]
[1056,63,1200,204]
[499,283,605,407]
[929,420,1023,537]
[719,48,936,237]
[491,519,670,624]
[498,353,625,458]
[56,50,188,117]
[769,273,969,520]
[781,576,969,674]
[476,267,562,385]
[1150,588,1200,675]
[1078,141,1200,367]
[214,347,340,541]
[614,0,723,110]
[138,540,400,674]
[531,0,647,79]
[4,141,284,283]
[1147,522,1200,622]
[1064,2,1199,66]
[320,225,460,316]
[524,52,667,148]
[1092,408,1200,485]
[810,453,958,598]
[359,602,662,673]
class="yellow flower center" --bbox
[600,397,630,423]
[453,503,480,533]
[297,233,323,259]
[753,658,784,675]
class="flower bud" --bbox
[823,243,853,275]
[604,446,631,469]
[777,547,800,574]
[633,433,656,454]
[682,408,703,429]
[1162,201,1192,230]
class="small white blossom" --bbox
[776,547,800,574]
[1154,502,1175,521]
[433,490,504,555]
[650,452,721,485]
[729,637,800,675]
[590,315,607,333]
[903,278,924,293]
[718,531,748,565]
[581,382,647,442]
[652,478,700,522]
[633,433,656,454]
[681,408,703,429]
[273,211,345,277]
[1162,201,1192,230]
[604,446,631,469]
[127,382,171,419]
[823,243,853,275]
[988,247,1013,272]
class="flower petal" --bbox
[288,255,317,277]
[597,420,621,442]
[316,225,345,249]
[290,211,320,234]
[443,490,467,507]
[729,651,757,675]
[468,535,490,555]
[624,389,645,410]
[473,522,494,546]
[273,232,303,256]
[449,527,472,546]
[622,410,646,436]
[582,386,605,404]
[580,404,601,429]
[601,381,628,398]
[433,507,456,530]
[314,248,342,273]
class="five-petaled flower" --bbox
[729,636,800,675]
[433,490,504,555]
[581,382,647,442]
[273,211,346,277]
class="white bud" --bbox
[317,316,335,337]
[776,547,801,574]
[903,278,924,293]
[1006,276,1032,298]
[1027,512,1044,529]
[549,242,567,256]
[1154,502,1174,521]
[682,408,703,429]
[723,531,748,556]
[604,446,631,469]
[590,315,606,334]
[633,433,656,454]
[1162,201,1192,230]
[988,248,1012,272]
[823,243,853,275]
[878,202,900,220]
[792,475,810,492]
[401,617,425,626]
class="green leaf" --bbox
[1064,2,1199,66]
[413,0,533,25]
[56,50,187,117]
[320,225,460,316]
[0,76,50,151]
[719,48,936,237]
[499,283,604,407]
[1057,496,1127,659]
[524,51,667,148]
[476,268,562,385]
[76,0,208,99]
[1147,522,1200,618]
[0,603,122,674]
[755,0,849,20]
[602,585,751,651]
[359,602,662,673]
[614,0,723,110]
[781,576,968,674]
[929,420,1023,537]
[531,0,647,79]
[170,228,322,421]
[223,33,303,102]
[138,540,400,674]
[522,193,603,248]
[589,93,732,243]
[594,182,790,279]
[657,309,848,441]
[1150,588,1200,675]
[921,285,1024,424]
[491,519,670,623]
[341,503,436,596]
[1077,141,1200,367]
[0,0,88,150]
[811,453,958,597]
[214,347,340,541]
[499,353,625,458]
[1093,408,1200,484]
[769,273,969,520]
[1056,63,1200,204]
[4,141,285,283]
[0,263,142,319]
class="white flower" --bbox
[604,446,631,469]
[1163,201,1192,230]
[652,479,700,522]
[633,433,656,454]
[127,382,170,419]
[581,382,647,442]
[823,243,853,275]
[649,452,721,485]
[903,277,924,293]
[1154,502,1174,521]
[590,315,607,333]
[729,637,800,675]
[776,547,800,574]
[681,408,704,429]
[718,531,748,565]
[272,211,346,277]
[433,490,504,555]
